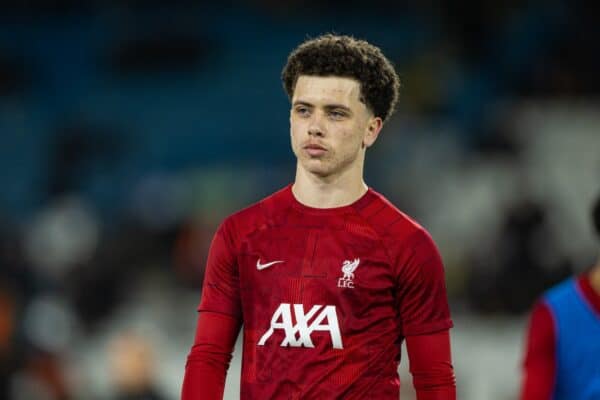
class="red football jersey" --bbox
[199,185,453,399]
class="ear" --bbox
[363,117,383,148]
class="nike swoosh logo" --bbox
[256,259,284,270]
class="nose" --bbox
[308,113,325,137]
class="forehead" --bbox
[293,75,362,105]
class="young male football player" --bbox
[182,34,456,399]
[520,194,600,399]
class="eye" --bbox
[329,110,347,120]
[294,106,311,117]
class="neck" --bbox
[292,161,367,209]
[590,261,600,294]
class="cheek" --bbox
[290,125,303,153]
[290,125,300,144]
[290,118,303,137]
[339,127,364,148]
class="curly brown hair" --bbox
[282,34,400,123]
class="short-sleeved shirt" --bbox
[199,185,453,399]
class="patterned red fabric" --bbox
[184,185,453,399]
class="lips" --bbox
[303,143,327,157]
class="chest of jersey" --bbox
[236,223,397,336]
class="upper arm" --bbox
[395,230,453,336]
[198,219,242,318]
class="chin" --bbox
[309,169,332,178]
[304,163,336,178]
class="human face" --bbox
[290,75,382,179]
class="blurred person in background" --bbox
[520,193,600,399]
[108,332,166,400]
[0,282,17,399]
[182,34,455,399]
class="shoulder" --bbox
[355,189,441,272]
[219,185,292,245]
[543,277,577,305]
[360,188,434,248]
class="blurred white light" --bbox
[25,196,99,278]
[22,294,78,354]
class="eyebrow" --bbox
[292,101,352,113]
[292,100,313,108]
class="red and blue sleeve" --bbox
[520,301,556,400]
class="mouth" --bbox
[303,144,327,157]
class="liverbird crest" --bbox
[341,258,360,280]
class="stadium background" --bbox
[1,1,599,399]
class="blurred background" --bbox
[1,1,599,399]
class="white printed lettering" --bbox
[258,303,344,349]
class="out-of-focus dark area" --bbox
[1,1,599,399]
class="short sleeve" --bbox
[395,230,453,336]
[198,219,242,318]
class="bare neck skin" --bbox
[292,155,368,209]
[590,261,600,294]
